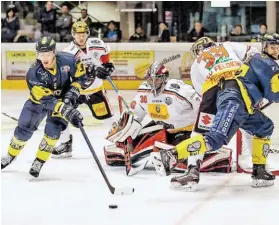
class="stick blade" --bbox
[113,187,135,195]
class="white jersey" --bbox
[131,79,201,132]
[63,37,110,95]
[190,42,258,95]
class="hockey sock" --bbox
[252,136,271,165]
[59,126,71,143]
[175,134,207,160]
[8,136,27,157]
[36,135,58,161]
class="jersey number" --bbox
[140,95,147,103]
[197,46,229,69]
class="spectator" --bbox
[228,24,251,42]
[251,24,268,42]
[103,20,122,42]
[37,1,57,40]
[129,26,147,42]
[187,21,208,42]
[56,4,72,42]
[77,9,93,31]
[1,8,20,42]
[158,22,170,42]
[230,24,245,36]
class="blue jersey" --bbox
[236,53,279,110]
[26,52,89,111]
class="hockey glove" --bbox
[64,86,80,107]
[92,65,111,80]
[103,62,115,76]
[57,103,83,128]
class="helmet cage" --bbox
[146,63,169,96]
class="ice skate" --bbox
[170,161,201,191]
[1,153,16,170]
[29,158,45,178]
[251,164,275,188]
[52,134,73,158]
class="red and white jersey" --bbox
[190,42,258,96]
[63,37,110,94]
[130,79,201,131]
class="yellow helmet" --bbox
[71,21,90,36]
[190,37,215,59]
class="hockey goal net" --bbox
[236,102,279,175]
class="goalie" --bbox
[105,62,233,174]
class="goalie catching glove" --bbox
[106,111,142,143]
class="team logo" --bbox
[165,97,172,105]
[156,105,160,113]
[37,68,49,83]
[262,143,270,158]
[187,141,201,152]
[61,65,70,73]
[130,101,137,110]
[198,112,215,130]
[170,83,180,90]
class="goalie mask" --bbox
[190,37,216,59]
[145,62,169,97]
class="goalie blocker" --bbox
[104,112,232,174]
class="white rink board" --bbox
[1,90,279,225]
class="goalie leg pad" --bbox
[104,143,125,166]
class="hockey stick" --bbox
[1,112,46,130]
[1,112,18,122]
[106,76,131,112]
[106,76,150,176]
[78,122,134,194]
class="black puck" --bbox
[109,204,118,209]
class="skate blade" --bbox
[170,181,198,191]
[251,179,274,188]
[51,152,72,159]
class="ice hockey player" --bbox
[1,36,92,178]
[153,34,279,190]
[105,62,232,174]
[52,21,115,158]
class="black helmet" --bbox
[36,36,56,52]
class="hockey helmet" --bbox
[71,21,90,36]
[261,33,279,59]
[36,36,56,52]
[261,33,279,49]
[145,62,169,96]
[190,37,216,59]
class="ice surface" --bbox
[1,90,279,225]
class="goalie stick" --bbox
[106,76,150,176]
[79,122,134,195]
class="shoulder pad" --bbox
[88,38,105,47]
[165,79,185,92]
[137,81,150,91]
[57,52,75,61]
[63,42,79,55]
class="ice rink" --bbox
[1,90,279,225]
